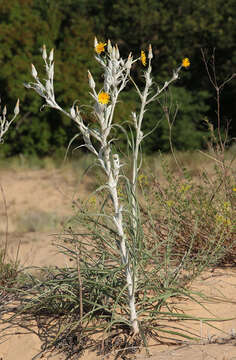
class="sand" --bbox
[1,167,236,360]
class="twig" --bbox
[0,182,8,263]
[75,242,83,325]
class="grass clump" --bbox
[0,250,19,288]
[16,209,62,233]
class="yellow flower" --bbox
[95,42,107,54]
[98,91,110,104]
[140,50,146,66]
[166,200,173,207]
[223,201,230,210]
[179,184,191,193]
[117,186,125,199]
[138,173,148,186]
[215,214,231,226]
[88,196,97,208]
[182,58,190,68]
[233,188,236,192]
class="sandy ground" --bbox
[0,167,236,360]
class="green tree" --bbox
[0,0,235,156]
[104,0,236,143]
[0,0,95,156]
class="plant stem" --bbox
[104,143,139,333]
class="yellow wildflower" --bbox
[182,58,190,68]
[95,42,107,54]
[166,200,173,207]
[216,214,231,226]
[88,196,97,208]
[98,91,110,105]
[223,201,230,210]
[140,50,146,66]
[117,186,125,199]
[233,188,236,192]
[138,173,148,186]
[179,184,191,193]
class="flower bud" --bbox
[31,64,38,79]
[148,44,153,60]
[88,70,96,89]
[2,105,7,117]
[115,44,120,60]
[107,39,112,54]
[112,46,116,59]
[14,99,20,116]
[70,106,76,118]
[125,53,133,70]
[49,48,54,62]
[42,44,47,61]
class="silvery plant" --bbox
[0,98,19,144]
[24,39,189,334]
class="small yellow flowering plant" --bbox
[25,38,190,336]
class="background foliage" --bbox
[0,0,235,156]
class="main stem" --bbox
[111,184,139,333]
[103,142,139,334]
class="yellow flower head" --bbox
[216,214,231,226]
[138,173,148,186]
[182,58,190,68]
[140,50,146,66]
[223,201,230,210]
[233,187,236,192]
[179,183,191,193]
[166,200,174,207]
[95,42,107,54]
[117,186,125,199]
[88,196,97,208]
[98,91,110,105]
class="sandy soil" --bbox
[0,167,236,360]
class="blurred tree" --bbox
[0,0,95,156]
[105,0,236,143]
[0,0,235,156]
